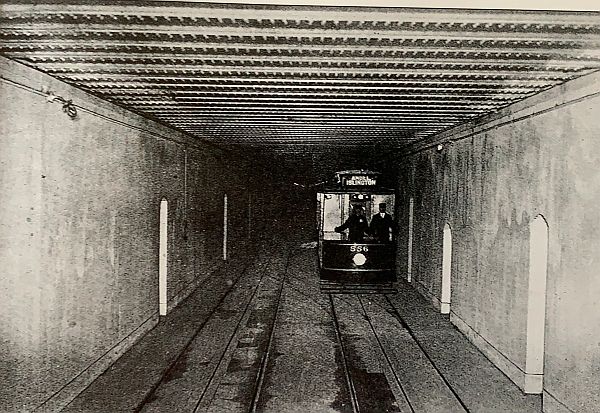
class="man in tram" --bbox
[334,204,369,242]
[369,203,395,243]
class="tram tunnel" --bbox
[1,1,600,412]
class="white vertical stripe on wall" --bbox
[441,223,452,314]
[525,214,549,393]
[159,199,168,316]
[223,194,228,260]
[407,197,414,283]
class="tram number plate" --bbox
[350,245,369,252]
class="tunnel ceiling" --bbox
[1,1,600,183]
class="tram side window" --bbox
[322,194,344,240]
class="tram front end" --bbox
[317,170,397,294]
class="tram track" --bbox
[134,239,279,413]
[382,294,471,413]
[248,245,294,413]
[134,251,263,413]
[357,294,415,413]
[329,293,361,413]
[199,257,277,410]
[190,244,286,413]
[137,237,469,413]
[328,291,471,413]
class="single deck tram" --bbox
[317,170,397,293]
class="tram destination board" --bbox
[340,173,378,188]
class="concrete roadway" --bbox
[63,232,542,413]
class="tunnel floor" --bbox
[63,235,542,413]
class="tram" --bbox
[317,170,397,293]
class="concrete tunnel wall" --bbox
[394,70,600,413]
[0,57,284,411]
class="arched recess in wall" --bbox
[159,198,168,316]
[441,223,452,314]
[525,214,549,394]
[223,194,228,261]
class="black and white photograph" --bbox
[1,0,599,412]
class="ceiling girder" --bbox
[2,2,599,26]
[4,39,600,61]
[4,22,600,43]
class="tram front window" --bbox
[334,204,369,242]
[369,203,395,243]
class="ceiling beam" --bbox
[2,3,599,25]
[10,51,600,68]
[35,62,583,78]
[107,92,523,101]
[145,107,488,114]
[77,83,540,93]
[177,120,454,125]
[119,100,505,110]
[54,73,563,86]
[160,114,470,120]
[4,39,600,59]
[4,23,600,43]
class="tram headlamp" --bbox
[353,253,367,266]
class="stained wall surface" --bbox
[0,57,281,411]
[395,71,600,412]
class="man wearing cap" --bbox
[370,203,395,243]
[335,204,369,242]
